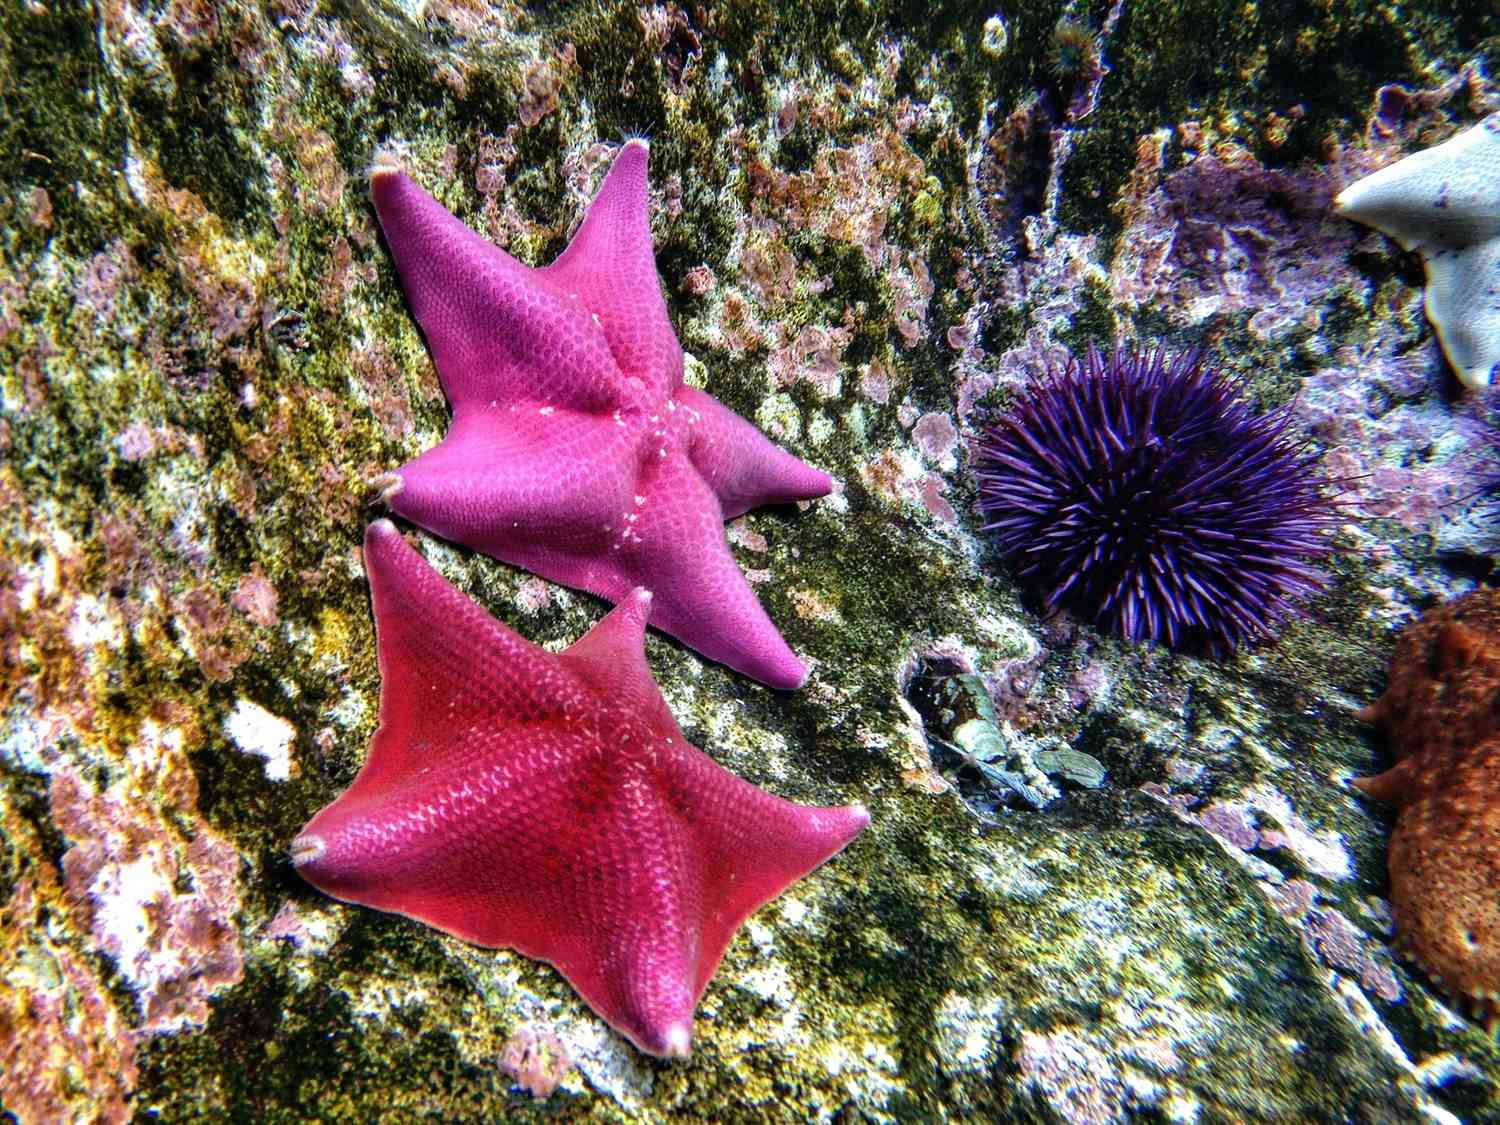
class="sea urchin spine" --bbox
[975,346,1335,655]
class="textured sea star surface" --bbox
[369,140,833,689]
[1335,113,1500,390]
[1357,587,1500,1024]
[293,521,869,1057]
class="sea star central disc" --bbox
[369,140,833,688]
[293,521,869,1057]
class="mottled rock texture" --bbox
[2,0,1500,1121]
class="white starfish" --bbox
[1335,114,1500,390]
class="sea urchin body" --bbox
[975,347,1334,655]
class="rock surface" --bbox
[2,1,1500,1121]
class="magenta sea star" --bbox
[371,140,832,689]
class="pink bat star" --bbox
[370,140,833,689]
[294,521,869,1057]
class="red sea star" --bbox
[293,521,869,1057]
[369,140,833,689]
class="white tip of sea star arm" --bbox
[371,471,404,503]
[367,147,407,183]
[290,833,326,867]
[660,1020,691,1058]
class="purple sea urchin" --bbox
[975,347,1335,655]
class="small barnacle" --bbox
[981,15,1008,57]
[262,304,309,350]
[1047,17,1100,80]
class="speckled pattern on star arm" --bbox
[369,141,833,689]
[294,521,868,1058]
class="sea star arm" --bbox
[677,386,835,518]
[384,408,636,557]
[559,586,687,738]
[622,450,813,689]
[544,786,705,1058]
[293,722,609,943]
[1423,241,1500,389]
[349,520,580,797]
[665,746,871,997]
[370,164,639,414]
[1334,115,1500,389]
[542,140,686,403]
[542,743,868,1058]
[1351,757,1417,807]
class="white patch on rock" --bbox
[566,1018,655,1108]
[92,853,164,981]
[224,698,296,782]
[1244,786,1352,881]
[68,593,120,649]
[327,684,369,731]
[0,710,53,773]
[736,961,795,1007]
[934,992,1006,1074]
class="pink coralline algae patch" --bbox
[912,412,958,467]
[25,186,52,230]
[500,1024,575,1097]
[1015,1026,1171,1124]
[1194,800,1261,852]
[175,584,250,683]
[76,239,137,325]
[681,263,716,296]
[231,567,280,628]
[302,17,376,97]
[1304,909,1402,1003]
[264,901,317,949]
[114,420,192,463]
[1294,346,1486,532]
[1343,69,1500,183]
[860,359,896,404]
[352,342,417,439]
[517,44,577,128]
[1111,133,1357,338]
[1143,783,1398,1003]
[49,764,244,1033]
[730,97,941,355]
[746,124,927,270]
[919,474,958,526]
[273,122,348,217]
[767,320,853,397]
[727,518,769,554]
[513,575,553,615]
[859,450,958,528]
[790,588,841,623]
[1,878,138,1125]
[1268,879,1401,1003]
